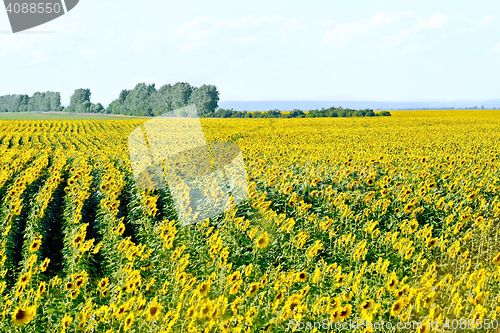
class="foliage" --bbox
[0,92,62,112]
[107,82,220,117]
[0,112,499,332]
[203,107,386,118]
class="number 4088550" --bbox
[443,318,499,330]
[5,3,62,14]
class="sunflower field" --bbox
[0,110,500,332]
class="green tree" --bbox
[188,84,220,116]
[69,88,91,113]
[171,82,193,110]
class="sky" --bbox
[1,0,500,107]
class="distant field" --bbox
[389,109,500,117]
[2,110,499,121]
[1,113,500,331]
[0,112,146,120]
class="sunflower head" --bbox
[145,299,163,321]
[296,271,307,282]
[12,306,36,326]
[29,239,42,252]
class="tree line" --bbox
[0,84,390,118]
[0,92,63,112]
[203,107,391,118]
[0,82,219,117]
[104,82,219,117]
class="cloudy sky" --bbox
[1,0,499,106]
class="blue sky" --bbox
[1,0,499,106]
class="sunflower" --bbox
[423,292,435,308]
[426,237,438,248]
[245,263,253,277]
[386,274,398,291]
[390,299,404,317]
[197,281,211,297]
[255,232,270,249]
[199,301,212,318]
[283,297,301,316]
[99,277,109,290]
[492,252,500,265]
[65,282,74,291]
[186,306,197,319]
[359,299,374,311]
[39,258,50,272]
[145,299,163,321]
[115,305,127,318]
[404,247,415,260]
[338,304,352,321]
[296,271,308,283]
[61,315,72,329]
[12,305,36,326]
[230,297,243,314]
[73,233,84,248]
[123,312,134,331]
[19,271,32,286]
[227,271,241,284]
[29,238,42,252]
[70,289,79,299]
[416,323,430,333]
[274,290,285,303]
[37,282,46,295]
[116,222,125,236]
[246,283,259,298]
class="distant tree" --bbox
[288,109,305,118]
[171,82,193,110]
[265,109,282,118]
[364,109,375,117]
[90,102,104,113]
[188,84,220,116]
[69,88,91,113]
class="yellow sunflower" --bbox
[12,305,36,326]
[296,271,308,283]
[197,281,211,297]
[123,312,134,331]
[492,252,500,265]
[61,315,72,330]
[145,299,163,321]
[390,299,404,317]
[246,282,260,298]
[29,238,42,252]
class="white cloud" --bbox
[495,40,500,52]
[173,18,203,38]
[479,14,493,26]
[250,15,283,25]
[381,13,448,49]
[323,11,407,45]
[280,18,302,38]
[323,20,334,28]
[402,43,417,53]
[421,13,448,29]
[232,33,262,43]
[28,48,47,65]
[215,15,283,30]
[174,15,287,54]
[80,49,103,60]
